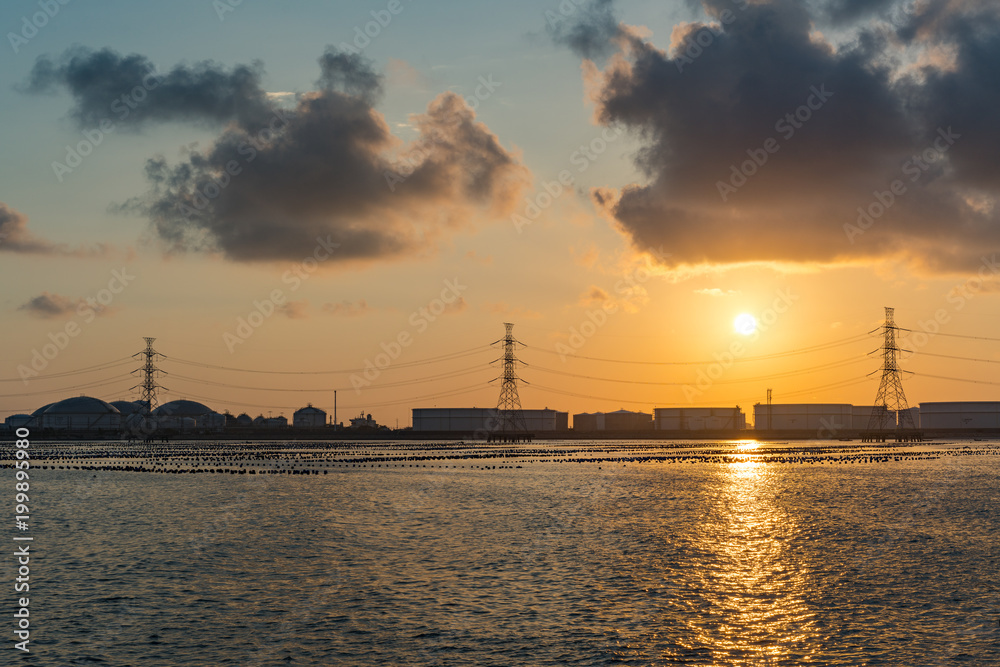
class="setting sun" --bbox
[734,313,758,336]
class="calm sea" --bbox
[7,439,1000,665]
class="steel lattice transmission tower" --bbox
[132,337,166,417]
[866,308,918,440]
[490,323,530,442]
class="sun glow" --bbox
[734,313,757,335]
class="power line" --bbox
[535,333,870,365]
[166,366,491,392]
[906,330,1000,343]
[166,345,491,375]
[911,372,1000,387]
[528,356,868,386]
[908,351,1000,364]
[0,375,133,399]
[0,358,134,383]
[158,381,494,413]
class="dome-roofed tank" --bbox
[37,396,122,430]
[152,400,214,417]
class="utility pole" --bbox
[766,388,772,431]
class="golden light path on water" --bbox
[681,455,820,664]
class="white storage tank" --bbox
[918,402,1000,429]
[412,408,567,432]
[653,407,745,430]
[753,404,852,431]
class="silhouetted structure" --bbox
[489,323,531,443]
[132,337,166,418]
[864,307,921,442]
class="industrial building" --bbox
[654,407,746,431]
[851,405,897,429]
[412,408,569,432]
[573,410,652,431]
[293,404,327,428]
[153,400,226,431]
[33,396,123,431]
[753,403,853,431]
[253,415,288,428]
[918,402,1000,429]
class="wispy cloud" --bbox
[0,202,113,257]
[17,292,115,319]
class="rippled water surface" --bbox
[9,439,1000,665]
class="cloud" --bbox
[17,292,77,318]
[579,285,611,306]
[386,58,430,89]
[323,299,372,317]
[818,0,900,25]
[693,288,741,296]
[110,47,529,263]
[561,0,1000,274]
[0,202,112,257]
[546,0,624,59]
[22,46,274,130]
[278,299,309,319]
[17,292,115,319]
[443,296,468,315]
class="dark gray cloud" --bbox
[22,47,274,130]
[819,0,900,24]
[566,0,1000,273]
[0,202,111,256]
[316,47,382,102]
[546,0,623,59]
[18,292,78,318]
[120,49,529,262]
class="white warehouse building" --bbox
[412,408,568,432]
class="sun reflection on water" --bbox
[680,460,820,665]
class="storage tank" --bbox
[753,404,852,431]
[654,407,745,430]
[918,402,1000,429]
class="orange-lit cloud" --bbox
[17,291,116,319]
[0,203,112,257]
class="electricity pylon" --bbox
[490,323,529,442]
[866,308,919,441]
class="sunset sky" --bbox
[3,0,1000,427]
